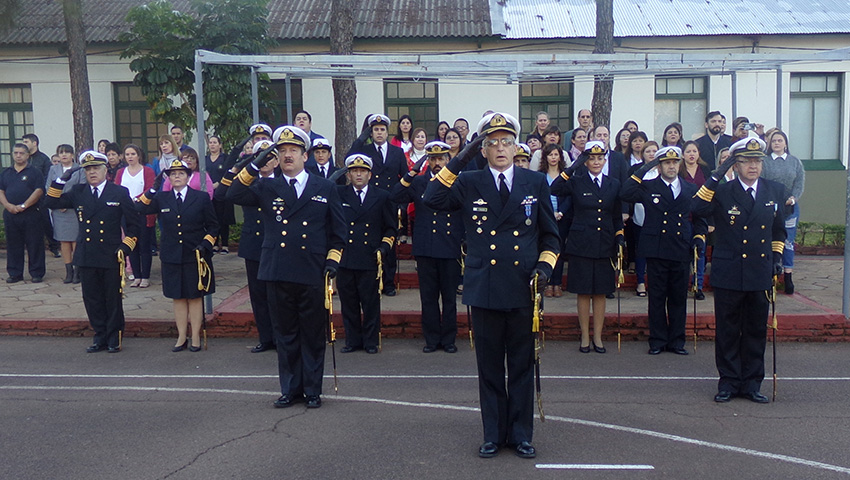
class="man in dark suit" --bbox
[621,146,707,356]
[305,138,338,180]
[336,154,396,354]
[215,139,279,353]
[346,113,408,296]
[21,133,60,257]
[425,112,560,460]
[695,111,734,170]
[228,125,347,409]
[391,141,465,353]
[44,151,140,353]
[692,137,786,404]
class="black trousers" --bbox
[713,287,769,394]
[3,209,45,279]
[416,256,460,348]
[245,259,273,345]
[79,266,124,348]
[41,202,59,250]
[267,281,327,397]
[471,306,534,445]
[646,258,689,350]
[337,267,381,349]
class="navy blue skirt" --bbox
[566,255,615,295]
[161,260,215,299]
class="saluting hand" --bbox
[58,165,81,183]
[410,156,428,175]
[252,144,278,170]
[454,134,485,169]
[634,158,661,178]
[152,171,166,192]
[564,153,588,177]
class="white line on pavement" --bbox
[2,384,850,475]
[536,464,654,470]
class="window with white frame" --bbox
[654,76,707,141]
[789,73,842,169]
[0,85,34,169]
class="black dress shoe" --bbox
[251,342,275,353]
[668,346,689,355]
[478,442,499,458]
[340,345,359,353]
[514,441,536,458]
[742,391,770,404]
[107,346,121,353]
[189,344,202,352]
[172,340,188,352]
[579,344,591,353]
[714,391,733,403]
[31,277,43,283]
[86,344,107,353]
[365,346,379,354]
[592,341,606,354]
[605,292,615,299]
[443,344,458,353]
[422,345,437,353]
[305,395,322,408]
[51,247,62,258]
[695,290,706,300]
[6,276,22,284]
[383,288,397,297]
[648,347,663,355]
[273,394,304,408]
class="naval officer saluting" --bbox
[425,112,560,459]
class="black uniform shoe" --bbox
[514,441,536,459]
[273,394,304,408]
[478,442,499,458]
[443,344,458,353]
[714,391,733,403]
[50,247,62,258]
[189,344,202,352]
[86,344,107,353]
[305,395,322,408]
[31,277,43,283]
[340,345,359,353]
[382,288,397,297]
[172,340,188,352]
[422,345,437,353]
[107,346,121,353]
[605,292,615,299]
[668,347,689,355]
[784,272,794,295]
[695,290,706,300]
[648,347,663,355]
[365,346,379,354]
[6,276,23,284]
[742,391,770,404]
[251,342,275,353]
[63,264,74,284]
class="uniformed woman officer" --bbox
[138,159,218,352]
[551,141,624,353]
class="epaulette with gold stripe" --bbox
[560,171,570,181]
[220,177,233,187]
[122,236,137,250]
[237,168,256,186]
[139,192,153,205]
[435,168,457,188]
[538,250,558,269]
[400,175,413,188]
[630,174,642,184]
[204,234,217,246]
[771,241,784,253]
[47,185,63,198]
[695,185,714,202]
[327,249,342,263]
[382,236,395,248]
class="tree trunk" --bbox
[62,0,93,153]
[331,0,356,167]
[591,0,614,131]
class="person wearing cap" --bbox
[425,112,559,459]
[691,137,786,404]
[513,143,531,169]
[227,125,346,409]
[550,140,624,354]
[391,141,465,353]
[306,138,338,180]
[137,159,218,352]
[215,140,280,353]
[44,151,140,352]
[347,113,409,296]
[336,154,396,354]
[0,143,46,283]
[621,146,707,356]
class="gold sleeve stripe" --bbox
[695,185,714,202]
[693,234,706,242]
[560,171,570,181]
[47,186,63,198]
[204,234,217,245]
[772,241,785,253]
[382,236,395,248]
[435,168,457,188]
[220,177,232,187]
[630,174,642,184]
[139,193,152,205]
[122,237,137,250]
[327,249,342,263]
[400,177,412,187]
[237,168,256,186]
[615,229,624,236]
[538,251,558,269]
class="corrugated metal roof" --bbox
[0,0,492,45]
[498,0,850,38]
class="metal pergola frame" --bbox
[192,48,850,316]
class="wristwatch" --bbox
[19,203,26,210]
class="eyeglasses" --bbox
[484,138,517,148]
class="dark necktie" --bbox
[594,177,601,190]
[498,173,510,206]
[356,189,364,205]
[176,192,182,203]
[320,165,326,178]
[669,183,676,199]
[746,187,755,208]
[289,178,298,198]
[92,187,99,200]
[377,145,384,164]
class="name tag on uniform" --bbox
[161,208,171,213]
[727,206,740,216]
[583,192,593,196]
[342,203,351,207]
[311,195,328,203]
[473,206,488,212]
[106,201,120,207]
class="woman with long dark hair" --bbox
[538,144,569,297]
[391,114,414,154]
[661,122,684,149]
[116,144,156,288]
[434,121,450,142]
[680,140,712,300]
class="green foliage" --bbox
[798,222,845,248]
[120,0,275,147]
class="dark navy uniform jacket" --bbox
[214,170,270,263]
[391,170,464,259]
[227,170,347,286]
[551,173,623,259]
[692,178,786,291]
[305,161,339,180]
[138,187,218,265]
[45,181,140,269]
[347,138,409,192]
[620,175,707,262]
[425,165,560,310]
[338,185,396,271]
